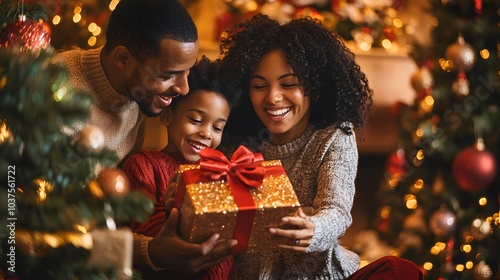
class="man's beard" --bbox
[137,101,161,118]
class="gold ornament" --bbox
[96,168,131,197]
[74,125,105,154]
[410,66,434,92]
[445,35,476,71]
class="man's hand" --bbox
[148,208,238,275]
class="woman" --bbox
[220,14,423,279]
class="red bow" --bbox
[199,145,265,190]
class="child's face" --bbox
[249,50,310,145]
[162,90,230,162]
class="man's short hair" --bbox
[104,0,198,62]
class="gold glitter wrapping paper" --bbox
[177,160,300,253]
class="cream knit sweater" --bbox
[57,47,145,162]
[235,124,360,279]
[58,48,156,270]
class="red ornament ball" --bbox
[40,21,52,38]
[390,101,407,118]
[215,11,236,42]
[0,19,51,50]
[452,146,497,193]
[385,149,408,176]
[294,7,323,21]
[96,168,130,197]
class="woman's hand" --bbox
[268,207,315,252]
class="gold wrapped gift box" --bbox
[174,146,300,254]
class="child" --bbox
[122,56,240,280]
[220,14,423,279]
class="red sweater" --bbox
[122,150,233,280]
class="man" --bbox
[58,0,235,276]
[59,0,198,162]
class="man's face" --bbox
[125,38,199,117]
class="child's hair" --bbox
[170,55,240,110]
[220,14,373,145]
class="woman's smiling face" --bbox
[249,50,310,145]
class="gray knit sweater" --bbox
[57,47,145,162]
[235,124,360,279]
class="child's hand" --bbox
[164,172,180,216]
[268,207,314,252]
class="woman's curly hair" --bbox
[220,14,373,146]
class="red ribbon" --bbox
[174,145,266,254]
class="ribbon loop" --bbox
[200,145,265,189]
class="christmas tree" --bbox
[0,15,153,280]
[373,0,500,279]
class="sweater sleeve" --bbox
[121,151,174,236]
[307,131,358,253]
[132,232,167,271]
[122,151,177,272]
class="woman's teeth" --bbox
[267,108,291,116]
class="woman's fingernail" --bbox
[269,228,276,234]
